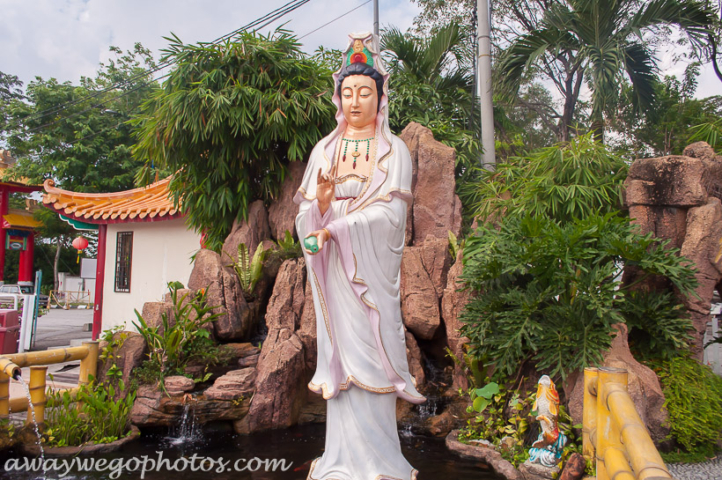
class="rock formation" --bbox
[624,142,722,358]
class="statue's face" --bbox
[340,75,378,129]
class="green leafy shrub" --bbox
[132,29,336,251]
[657,356,722,456]
[133,282,224,390]
[460,213,697,379]
[459,381,534,467]
[461,133,627,224]
[226,242,266,299]
[619,290,692,361]
[45,376,135,447]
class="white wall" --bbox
[102,218,201,332]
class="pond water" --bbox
[1,423,504,480]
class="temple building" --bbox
[0,150,42,283]
[42,177,200,338]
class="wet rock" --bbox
[405,329,426,388]
[130,385,250,427]
[204,368,256,401]
[221,200,271,266]
[164,376,194,397]
[519,462,559,480]
[446,429,521,480]
[442,250,471,390]
[567,324,669,443]
[425,410,455,437]
[268,161,306,241]
[400,246,440,340]
[297,393,326,425]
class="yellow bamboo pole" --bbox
[606,382,671,479]
[9,387,80,413]
[27,366,47,425]
[78,341,99,387]
[583,367,598,462]
[0,358,21,378]
[596,367,628,480]
[0,345,90,368]
[0,370,8,422]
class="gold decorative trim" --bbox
[298,186,315,201]
[348,127,380,211]
[307,455,419,480]
[347,250,425,403]
[311,269,333,345]
[333,173,368,185]
[309,375,397,398]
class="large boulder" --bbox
[405,329,426,388]
[400,246,441,340]
[247,328,306,432]
[188,249,253,340]
[683,142,722,202]
[268,161,306,241]
[418,235,452,297]
[298,278,318,372]
[139,302,173,332]
[679,198,722,358]
[399,123,462,244]
[204,368,257,401]
[625,155,709,207]
[97,331,146,392]
[567,324,669,443]
[442,250,471,391]
[246,258,309,432]
[130,385,250,427]
[221,200,271,265]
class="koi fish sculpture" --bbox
[528,375,567,467]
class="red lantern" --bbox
[72,236,89,264]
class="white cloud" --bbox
[0,0,419,86]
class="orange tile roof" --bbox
[42,177,182,224]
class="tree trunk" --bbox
[54,237,61,293]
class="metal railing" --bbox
[0,341,99,425]
[583,366,671,480]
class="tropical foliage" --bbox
[460,213,697,379]
[460,136,697,379]
[133,282,227,390]
[132,30,336,251]
[495,0,717,141]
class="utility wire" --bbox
[299,0,371,40]
[6,0,310,133]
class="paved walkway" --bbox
[6,308,93,411]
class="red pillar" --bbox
[92,224,107,340]
[18,231,34,282]
[0,189,8,281]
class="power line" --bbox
[6,0,311,133]
[299,0,371,40]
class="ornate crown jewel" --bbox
[346,39,374,68]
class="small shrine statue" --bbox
[528,375,567,467]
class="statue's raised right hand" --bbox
[316,168,335,215]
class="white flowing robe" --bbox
[295,129,426,480]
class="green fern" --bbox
[231,242,267,297]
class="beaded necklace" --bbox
[341,137,373,170]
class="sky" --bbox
[0,0,419,86]
[1,0,720,99]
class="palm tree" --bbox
[496,0,717,142]
[381,24,476,132]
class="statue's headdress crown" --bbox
[346,39,374,68]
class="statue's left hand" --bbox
[305,229,331,255]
